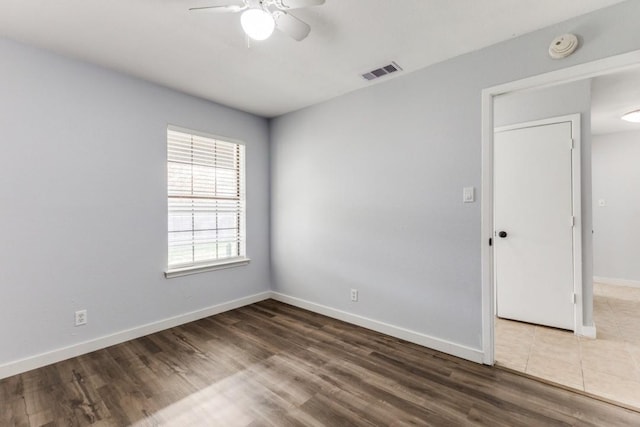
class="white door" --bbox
[495,120,575,330]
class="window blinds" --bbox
[167,128,246,269]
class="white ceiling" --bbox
[592,66,640,135]
[0,0,628,118]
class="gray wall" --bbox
[270,1,640,350]
[494,80,594,325]
[593,130,640,282]
[0,37,271,367]
[494,81,591,128]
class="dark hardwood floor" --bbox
[1,300,639,426]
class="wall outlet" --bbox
[75,309,87,326]
[350,288,358,302]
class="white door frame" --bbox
[494,114,582,331]
[481,49,640,365]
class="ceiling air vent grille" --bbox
[362,62,403,81]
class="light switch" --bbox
[463,187,475,203]
[598,199,606,207]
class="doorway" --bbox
[482,50,640,409]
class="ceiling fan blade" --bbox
[277,0,325,9]
[189,4,246,13]
[275,12,311,41]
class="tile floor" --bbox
[495,282,640,409]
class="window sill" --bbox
[165,257,251,279]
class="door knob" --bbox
[498,231,508,238]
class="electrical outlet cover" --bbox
[75,310,87,326]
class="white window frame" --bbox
[165,125,249,278]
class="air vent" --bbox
[362,62,403,81]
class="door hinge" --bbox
[489,238,493,246]
[569,138,574,150]
[570,216,575,227]
[572,293,577,304]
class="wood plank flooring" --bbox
[1,299,640,426]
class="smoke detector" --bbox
[549,34,579,59]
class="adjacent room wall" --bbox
[592,130,640,284]
[494,80,594,325]
[494,80,591,128]
[0,37,271,374]
[270,1,640,356]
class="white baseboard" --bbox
[271,292,484,364]
[594,276,640,289]
[0,291,271,380]
[580,323,597,339]
[2,290,485,379]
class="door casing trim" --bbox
[481,49,640,365]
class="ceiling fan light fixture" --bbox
[241,9,275,41]
[621,109,640,123]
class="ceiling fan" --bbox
[190,0,326,42]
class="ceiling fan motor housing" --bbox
[190,0,324,41]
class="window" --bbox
[166,127,248,277]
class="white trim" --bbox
[481,49,640,365]
[165,257,251,278]
[481,88,495,365]
[594,276,640,289]
[1,291,485,379]
[485,51,640,99]
[271,292,484,364]
[569,114,584,337]
[581,324,597,339]
[494,115,576,133]
[0,291,271,380]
